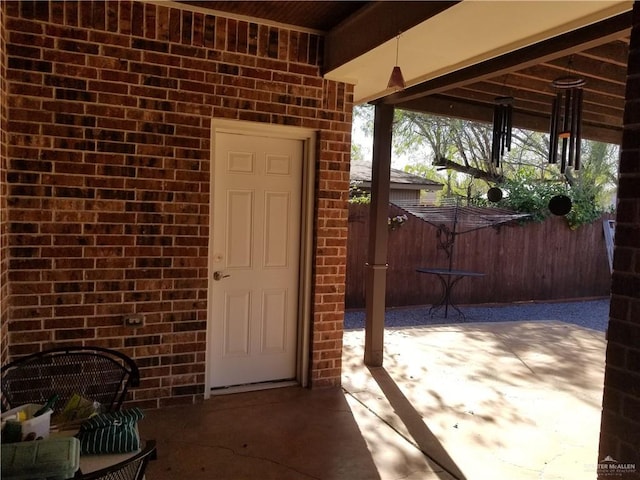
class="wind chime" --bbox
[490,96,513,168]
[545,66,585,216]
[487,95,513,203]
[548,74,585,173]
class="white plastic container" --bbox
[1,403,52,441]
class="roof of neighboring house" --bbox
[350,160,443,191]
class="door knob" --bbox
[213,271,231,281]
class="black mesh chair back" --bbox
[1,346,140,414]
[77,440,156,480]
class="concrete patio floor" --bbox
[139,320,606,479]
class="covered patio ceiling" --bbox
[177,0,634,145]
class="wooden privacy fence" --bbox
[346,204,612,309]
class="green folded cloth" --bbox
[76,408,144,455]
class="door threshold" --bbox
[209,380,298,396]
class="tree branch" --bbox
[433,155,505,184]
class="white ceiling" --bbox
[325,0,633,104]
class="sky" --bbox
[351,111,415,170]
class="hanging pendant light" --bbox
[548,75,585,173]
[387,34,405,91]
[490,96,513,167]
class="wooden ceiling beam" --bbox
[445,85,623,127]
[467,70,626,112]
[449,87,550,113]
[383,11,632,105]
[469,80,554,106]
[509,65,626,98]
[546,54,628,85]
[580,40,630,65]
[323,1,458,73]
[398,95,623,144]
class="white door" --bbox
[209,132,303,389]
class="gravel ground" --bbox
[344,298,610,332]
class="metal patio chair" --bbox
[1,346,140,414]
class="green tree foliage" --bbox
[498,169,569,222]
[349,181,370,204]
[350,142,366,163]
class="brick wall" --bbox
[1,0,9,366]
[3,0,352,406]
[598,2,640,478]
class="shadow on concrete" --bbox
[368,366,467,480]
[342,321,606,479]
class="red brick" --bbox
[2,0,352,403]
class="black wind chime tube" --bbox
[548,75,585,173]
[560,88,572,173]
[491,97,513,167]
[491,105,502,167]
[568,87,579,169]
[548,92,561,164]
[505,102,512,151]
[573,88,583,171]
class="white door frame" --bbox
[205,119,316,398]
